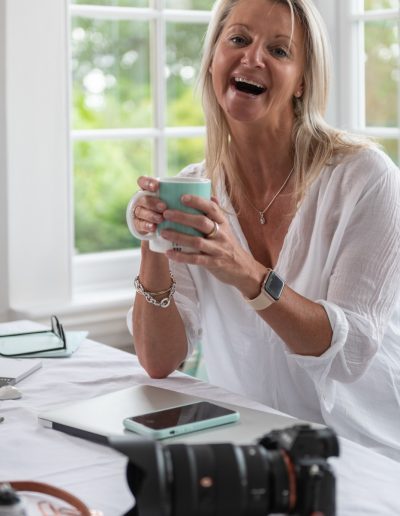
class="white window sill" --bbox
[11,284,134,320]
[10,283,136,350]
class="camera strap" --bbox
[7,481,92,515]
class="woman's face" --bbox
[209,0,305,128]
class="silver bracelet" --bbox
[134,272,176,308]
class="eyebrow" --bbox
[226,23,250,31]
[226,23,297,48]
[226,25,297,48]
[275,34,297,47]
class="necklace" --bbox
[242,167,295,224]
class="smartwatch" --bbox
[244,269,285,311]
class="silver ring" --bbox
[205,221,219,240]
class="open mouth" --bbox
[232,77,266,96]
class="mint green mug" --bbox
[126,177,211,253]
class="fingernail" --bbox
[157,202,166,211]
[146,223,154,231]
[182,194,191,202]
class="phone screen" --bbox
[127,401,236,430]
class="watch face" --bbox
[264,271,284,301]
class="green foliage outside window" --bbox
[363,0,399,165]
[365,20,398,128]
[364,0,399,9]
[72,18,152,129]
[74,140,151,253]
[72,14,206,253]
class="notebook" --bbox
[0,357,42,387]
[38,384,315,445]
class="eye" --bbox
[271,47,290,58]
[229,35,248,46]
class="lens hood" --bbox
[109,436,171,516]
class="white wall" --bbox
[0,1,9,321]
[6,0,72,311]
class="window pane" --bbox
[166,22,207,126]
[164,0,214,8]
[375,138,400,165]
[71,17,151,129]
[74,140,152,253]
[167,137,205,176]
[364,0,399,10]
[365,20,398,127]
[72,0,149,6]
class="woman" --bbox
[128,0,400,460]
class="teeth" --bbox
[234,77,265,89]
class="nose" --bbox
[240,42,265,68]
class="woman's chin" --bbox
[226,108,266,125]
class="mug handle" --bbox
[126,190,158,240]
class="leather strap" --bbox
[9,481,92,515]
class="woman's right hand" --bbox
[132,176,167,236]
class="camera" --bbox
[111,423,339,516]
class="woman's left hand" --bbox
[161,194,265,298]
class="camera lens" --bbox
[111,424,338,516]
[160,443,291,516]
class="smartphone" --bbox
[123,401,240,439]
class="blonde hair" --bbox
[198,0,372,202]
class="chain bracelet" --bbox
[134,272,176,308]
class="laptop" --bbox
[38,384,314,445]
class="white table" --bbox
[1,320,400,516]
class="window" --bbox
[70,0,212,260]
[338,0,399,164]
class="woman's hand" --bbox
[131,176,167,236]
[161,194,266,298]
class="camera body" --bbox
[257,424,339,515]
[111,423,339,516]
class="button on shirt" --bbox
[129,147,400,461]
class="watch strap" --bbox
[244,269,276,311]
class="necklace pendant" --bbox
[259,212,266,225]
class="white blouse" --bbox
[129,147,400,461]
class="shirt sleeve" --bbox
[170,262,203,360]
[285,153,400,410]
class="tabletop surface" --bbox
[1,320,400,516]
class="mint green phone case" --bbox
[123,402,240,440]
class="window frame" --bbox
[336,0,400,149]
[71,2,210,295]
